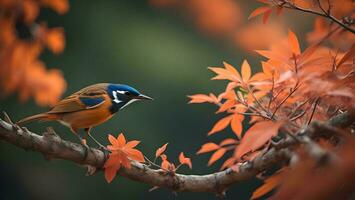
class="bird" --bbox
[17,83,153,149]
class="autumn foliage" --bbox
[0,0,67,106]
[187,0,354,199]
[1,0,354,199]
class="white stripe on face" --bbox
[112,91,122,103]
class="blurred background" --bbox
[0,0,318,199]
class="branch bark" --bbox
[0,111,353,194]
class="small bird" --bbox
[17,83,153,149]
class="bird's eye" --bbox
[125,91,131,96]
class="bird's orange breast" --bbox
[60,98,114,130]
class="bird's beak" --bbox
[136,94,153,100]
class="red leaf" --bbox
[235,121,284,159]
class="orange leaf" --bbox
[197,143,220,154]
[208,148,226,166]
[220,157,236,170]
[117,133,126,147]
[105,165,120,183]
[231,114,243,138]
[104,133,144,183]
[179,152,192,169]
[125,140,140,149]
[288,30,300,55]
[188,94,215,104]
[241,60,251,83]
[155,143,168,158]
[126,149,145,162]
[223,61,242,82]
[248,6,271,19]
[219,138,237,146]
[251,169,287,199]
[235,121,283,159]
[208,115,233,135]
[336,44,355,68]
[216,99,235,113]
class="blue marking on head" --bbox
[107,84,140,97]
[107,84,142,113]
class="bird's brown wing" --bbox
[48,83,110,114]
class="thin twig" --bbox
[271,82,300,118]
[281,1,355,34]
[307,98,321,125]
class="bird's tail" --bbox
[17,113,58,125]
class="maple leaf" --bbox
[104,133,145,183]
[179,152,192,169]
[235,121,284,160]
[155,143,168,158]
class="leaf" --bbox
[251,169,287,199]
[231,114,243,138]
[208,148,227,166]
[209,67,236,81]
[235,121,283,159]
[104,165,120,183]
[155,143,168,158]
[220,157,236,170]
[126,149,145,162]
[216,99,235,113]
[223,61,242,82]
[219,138,237,146]
[125,140,140,149]
[197,143,220,154]
[179,152,192,169]
[104,133,144,183]
[336,44,355,68]
[117,133,126,147]
[241,60,251,83]
[188,94,215,104]
[262,9,272,24]
[208,115,233,135]
[288,30,300,55]
[248,6,271,20]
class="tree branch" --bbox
[0,110,353,194]
[281,1,355,34]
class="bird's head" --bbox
[107,84,153,112]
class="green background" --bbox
[0,0,312,199]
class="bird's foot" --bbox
[82,143,91,161]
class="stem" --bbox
[282,1,355,34]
